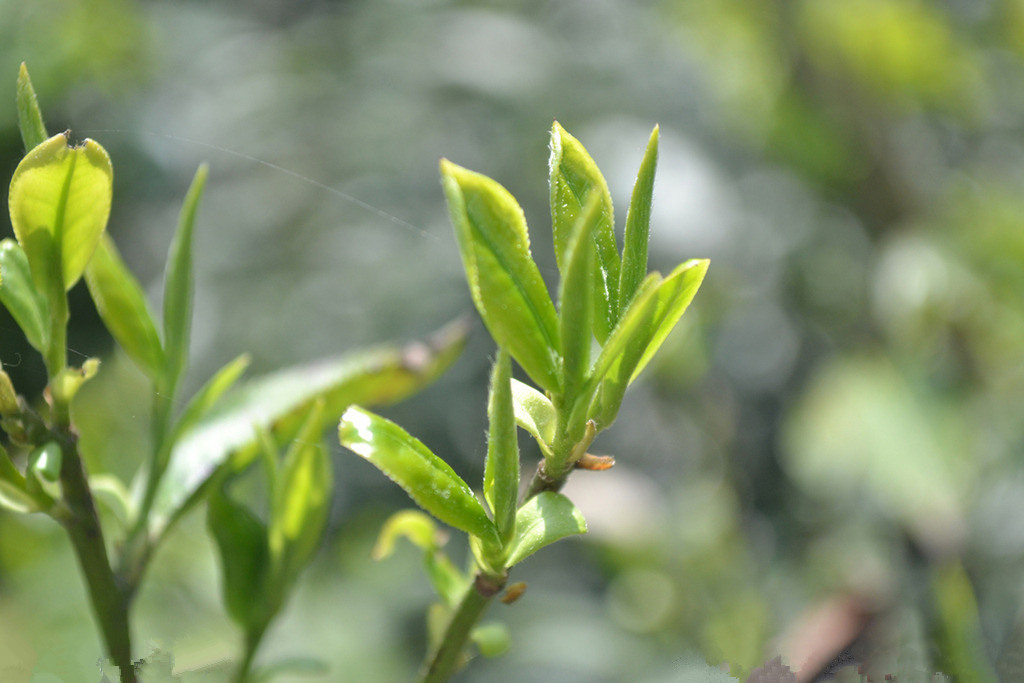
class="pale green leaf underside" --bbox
[510,381,555,456]
[483,349,518,544]
[505,491,587,567]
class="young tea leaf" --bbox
[162,164,208,397]
[628,258,709,383]
[207,486,270,629]
[504,492,587,567]
[269,400,332,591]
[339,406,500,546]
[84,235,165,381]
[618,125,658,309]
[483,349,518,545]
[9,133,113,293]
[16,63,47,151]
[0,239,50,352]
[558,192,602,399]
[149,320,467,536]
[441,159,562,393]
[510,379,555,456]
[373,508,442,560]
[549,122,620,343]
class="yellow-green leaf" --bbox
[339,405,500,546]
[85,235,165,381]
[0,238,50,352]
[9,133,113,293]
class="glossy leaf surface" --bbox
[441,159,561,393]
[483,349,518,544]
[0,239,49,352]
[618,125,659,308]
[149,320,466,535]
[504,491,587,567]
[85,235,164,381]
[558,192,602,398]
[629,258,709,383]
[549,122,620,343]
[339,406,499,546]
[9,133,113,292]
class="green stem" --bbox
[233,624,269,683]
[524,419,596,501]
[56,426,136,682]
[420,574,504,683]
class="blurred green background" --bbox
[4,0,1024,680]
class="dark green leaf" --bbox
[441,160,561,393]
[84,235,165,381]
[549,122,620,343]
[0,239,50,352]
[149,319,466,536]
[618,125,659,309]
[269,400,332,590]
[9,133,113,293]
[483,349,518,544]
[16,63,47,151]
[339,405,499,546]
[504,492,587,567]
[162,164,208,397]
[558,192,602,399]
[207,486,270,629]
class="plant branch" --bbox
[420,573,505,683]
[56,425,136,682]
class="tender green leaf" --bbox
[339,406,500,546]
[574,274,661,432]
[85,235,165,381]
[471,623,511,658]
[149,320,466,535]
[618,125,659,309]
[483,349,518,544]
[373,508,443,559]
[16,63,48,151]
[589,259,708,430]
[549,121,620,343]
[49,358,100,406]
[558,192,602,399]
[162,353,251,457]
[0,479,40,514]
[162,164,208,396]
[441,159,561,393]
[629,258,709,383]
[269,400,332,589]
[510,379,555,456]
[932,561,997,683]
[426,551,469,609]
[9,132,113,292]
[504,491,587,567]
[0,239,49,352]
[0,442,40,514]
[207,486,270,629]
